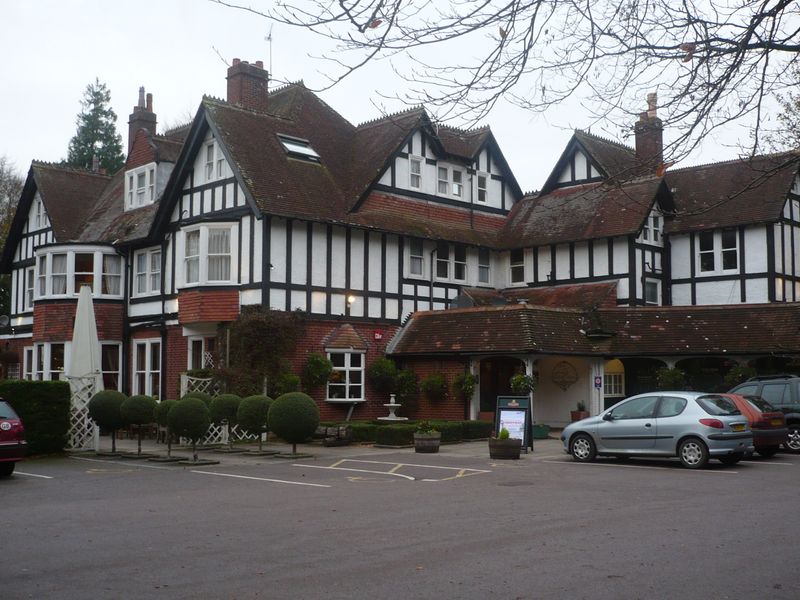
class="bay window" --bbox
[24,267,34,311]
[182,225,235,286]
[207,229,231,281]
[185,230,200,284]
[34,248,124,298]
[74,253,94,291]
[51,254,67,295]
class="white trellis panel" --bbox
[66,375,99,450]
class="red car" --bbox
[723,393,787,458]
[0,399,27,476]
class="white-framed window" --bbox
[73,252,94,292]
[125,163,156,210]
[133,339,161,398]
[477,174,488,203]
[510,248,525,284]
[409,157,422,189]
[452,170,464,197]
[205,143,215,181]
[182,225,236,286]
[478,248,491,284]
[277,134,321,162]
[642,212,662,243]
[436,242,449,278]
[36,255,47,297]
[409,239,424,277]
[134,249,161,295]
[437,167,449,194]
[23,347,33,380]
[31,342,64,381]
[698,229,738,274]
[34,198,45,229]
[34,343,44,380]
[101,343,122,391]
[453,245,466,281]
[604,373,625,396]
[644,279,660,305]
[188,336,216,370]
[326,351,364,401]
[51,253,67,295]
[24,267,35,311]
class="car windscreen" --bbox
[696,395,741,416]
[0,400,18,419]
[743,395,777,413]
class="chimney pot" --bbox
[146,93,153,112]
[256,60,264,69]
[128,86,158,154]
[226,58,269,113]
[232,58,240,66]
[634,92,663,173]
[137,86,146,108]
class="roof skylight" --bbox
[277,134,320,162]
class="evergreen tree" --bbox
[0,156,23,317]
[66,79,124,174]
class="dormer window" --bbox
[477,174,488,202]
[409,157,422,189]
[278,134,320,162]
[203,141,228,182]
[125,162,156,210]
[642,211,662,243]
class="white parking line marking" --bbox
[338,459,491,473]
[741,460,794,466]
[542,459,738,473]
[299,464,416,480]
[70,456,172,470]
[15,471,53,479]
[191,470,331,487]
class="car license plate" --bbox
[771,418,783,426]
[731,423,745,432]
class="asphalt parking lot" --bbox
[4,438,799,599]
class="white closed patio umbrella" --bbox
[67,284,104,450]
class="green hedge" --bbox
[375,423,416,446]
[350,422,378,442]
[462,420,494,439]
[0,381,70,454]
[430,420,464,443]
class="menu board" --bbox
[495,396,532,451]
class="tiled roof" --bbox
[501,177,665,247]
[573,130,639,179]
[32,162,111,241]
[666,152,799,233]
[388,303,800,357]
[437,125,491,159]
[324,323,367,349]
[455,282,619,309]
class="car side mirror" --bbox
[602,412,614,421]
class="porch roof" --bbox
[387,303,800,358]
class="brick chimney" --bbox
[226,58,269,112]
[127,87,157,154]
[634,92,663,172]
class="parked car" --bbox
[0,399,27,477]
[721,393,787,458]
[728,374,800,453]
[561,392,753,469]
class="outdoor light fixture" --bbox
[347,294,356,305]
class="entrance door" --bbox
[479,357,525,419]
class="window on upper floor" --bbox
[510,249,525,284]
[409,157,422,189]
[327,351,364,402]
[453,245,467,280]
[698,229,738,274]
[51,253,67,295]
[642,212,662,242]
[436,242,449,278]
[34,198,45,229]
[182,225,235,287]
[645,279,660,305]
[409,239,424,277]
[35,249,123,299]
[477,174,488,203]
[24,267,34,312]
[436,166,465,198]
[278,134,320,162]
[135,249,161,296]
[437,167,449,195]
[478,248,491,284]
[434,242,467,282]
[74,253,94,292]
[452,170,463,197]
[125,163,156,210]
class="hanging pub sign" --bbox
[495,396,533,452]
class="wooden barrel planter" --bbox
[413,431,441,453]
[488,438,522,459]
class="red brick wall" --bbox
[126,129,158,169]
[396,357,471,421]
[32,301,124,342]
[178,290,239,324]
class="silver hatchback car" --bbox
[561,392,754,469]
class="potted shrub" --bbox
[488,427,522,459]
[268,391,320,457]
[420,373,447,401]
[120,394,158,457]
[413,421,441,453]
[87,390,128,455]
[570,400,590,422]
[509,373,536,395]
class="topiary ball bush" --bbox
[237,395,273,435]
[366,357,398,394]
[182,391,213,408]
[268,392,320,445]
[168,397,211,442]
[121,395,158,426]
[88,390,128,430]
[155,399,177,427]
[209,393,242,425]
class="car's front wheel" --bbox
[678,437,709,469]
[0,462,15,477]
[570,433,596,462]
[785,425,800,454]
[756,446,779,458]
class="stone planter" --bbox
[488,437,522,459]
[413,431,441,453]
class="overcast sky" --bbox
[2,0,755,192]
